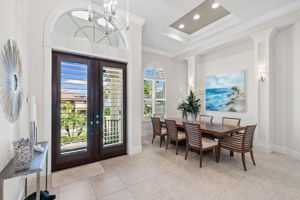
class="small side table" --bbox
[0,141,49,200]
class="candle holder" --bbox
[30,121,37,145]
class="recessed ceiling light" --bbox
[212,2,220,9]
[179,24,185,29]
[193,14,200,20]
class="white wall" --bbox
[271,21,300,157]
[141,50,187,135]
[196,41,256,126]
[0,0,30,199]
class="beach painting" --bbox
[205,71,246,112]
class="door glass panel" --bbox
[60,61,88,155]
[103,67,123,147]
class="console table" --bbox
[0,141,49,200]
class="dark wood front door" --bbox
[52,51,127,171]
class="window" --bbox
[144,65,166,118]
[53,10,126,49]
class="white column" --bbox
[250,28,274,152]
[185,56,197,91]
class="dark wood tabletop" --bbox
[163,118,244,137]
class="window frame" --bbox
[143,64,167,120]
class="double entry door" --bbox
[52,52,127,171]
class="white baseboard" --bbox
[254,142,271,153]
[128,145,142,155]
[270,144,300,160]
[254,142,300,160]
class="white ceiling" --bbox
[128,0,299,56]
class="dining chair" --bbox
[200,115,213,123]
[220,125,257,171]
[165,120,186,155]
[154,114,166,127]
[222,117,241,126]
[153,114,165,120]
[183,122,219,168]
[151,117,167,147]
[222,117,241,157]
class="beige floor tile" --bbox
[52,162,104,187]
[101,189,136,200]
[52,135,300,200]
[59,183,97,200]
[118,165,164,186]
[91,175,126,198]
[58,179,90,193]
[129,178,168,200]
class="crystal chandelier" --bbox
[88,0,129,35]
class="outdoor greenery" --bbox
[178,90,201,121]
[144,80,152,117]
[61,101,87,143]
[144,80,152,97]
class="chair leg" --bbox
[165,137,169,150]
[176,140,179,155]
[230,151,234,157]
[241,153,247,171]
[185,147,189,160]
[199,150,203,168]
[151,135,156,144]
[160,136,163,148]
[218,146,221,162]
[215,147,219,163]
[250,150,256,166]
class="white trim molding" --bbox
[128,145,142,155]
[142,46,174,57]
[254,143,300,161]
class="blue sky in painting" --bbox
[205,71,245,89]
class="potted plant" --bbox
[178,90,201,121]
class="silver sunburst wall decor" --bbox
[0,39,23,123]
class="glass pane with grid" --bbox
[103,67,124,147]
[60,60,88,156]
[156,80,165,99]
[155,100,165,114]
[144,99,153,118]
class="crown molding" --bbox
[128,13,146,26]
[142,46,174,57]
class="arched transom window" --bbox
[143,65,166,118]
[53,10,126,49]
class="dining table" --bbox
[163,117,244,137]
[162,117,245,159]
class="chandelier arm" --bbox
[67,14,93,42]
[93,18,110,34]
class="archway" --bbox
[42,0,144,172]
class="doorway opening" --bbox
[52,51,127,171]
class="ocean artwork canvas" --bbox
[205,71,246,112]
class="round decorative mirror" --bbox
[0,39,23,123]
